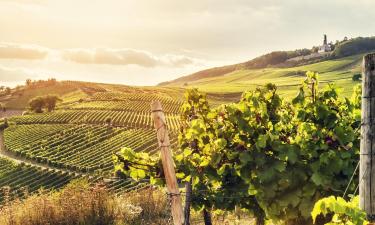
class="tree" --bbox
[105,117,112,125]
[4,87,11,95]
[311,46,319,53]
[29,96,45,113]
[44,95,61,112]
[0,118,9,130]
[26,79,32,86]
[28,95,61,113]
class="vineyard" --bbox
[0,84,182,205]
[0,157,147,203]
[4,124,177,173]
[0,73,365,224]
[0,157,79,203]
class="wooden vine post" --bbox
[151,101,184,225]
[184,177,192,225]
[360,53,375,223]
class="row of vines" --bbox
[0,158,79,204]
[9,110,180,131]
[0,157,145,205]
[64,99,181,114]
[4,124,177,174]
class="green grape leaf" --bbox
[239,151,252,164]
[256,134,268,149]
[311,172,324,186]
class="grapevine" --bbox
[114,71,361,224]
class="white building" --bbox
[319,34,332,53]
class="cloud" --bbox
[0,42,198,67]
[62,48,195,67]
[0,43,48,60]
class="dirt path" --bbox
[0,130,85,176]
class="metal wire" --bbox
[342,161,359,198]
[353,158,370,196]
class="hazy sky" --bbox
[0,0,374,87]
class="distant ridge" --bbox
[160,36,375,86]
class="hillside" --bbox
[162,53,362,97]
[160,36,375,97]
[0,81,186,205]
[0,80,186,110]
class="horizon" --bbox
[1,0,374,87]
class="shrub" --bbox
[352,73,361,81]
[105,117,112,124]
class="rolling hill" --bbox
[160,36,375,98]
[161,53,362,97]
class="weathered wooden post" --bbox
[151,101,183,225]
[360,53,375,223]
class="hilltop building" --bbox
[319,34,332,53]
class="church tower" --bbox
[323,34,327,45]
[319,34,331,53]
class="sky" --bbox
[0,0,375,87]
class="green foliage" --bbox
[311,196,367,225]
[114,71,362,224]
[29,95,62,113]
[113,147,163,185]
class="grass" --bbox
[0,179,170,225]
[58,89,89,107]
[2,83,79,110]
[0,178,259,225]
